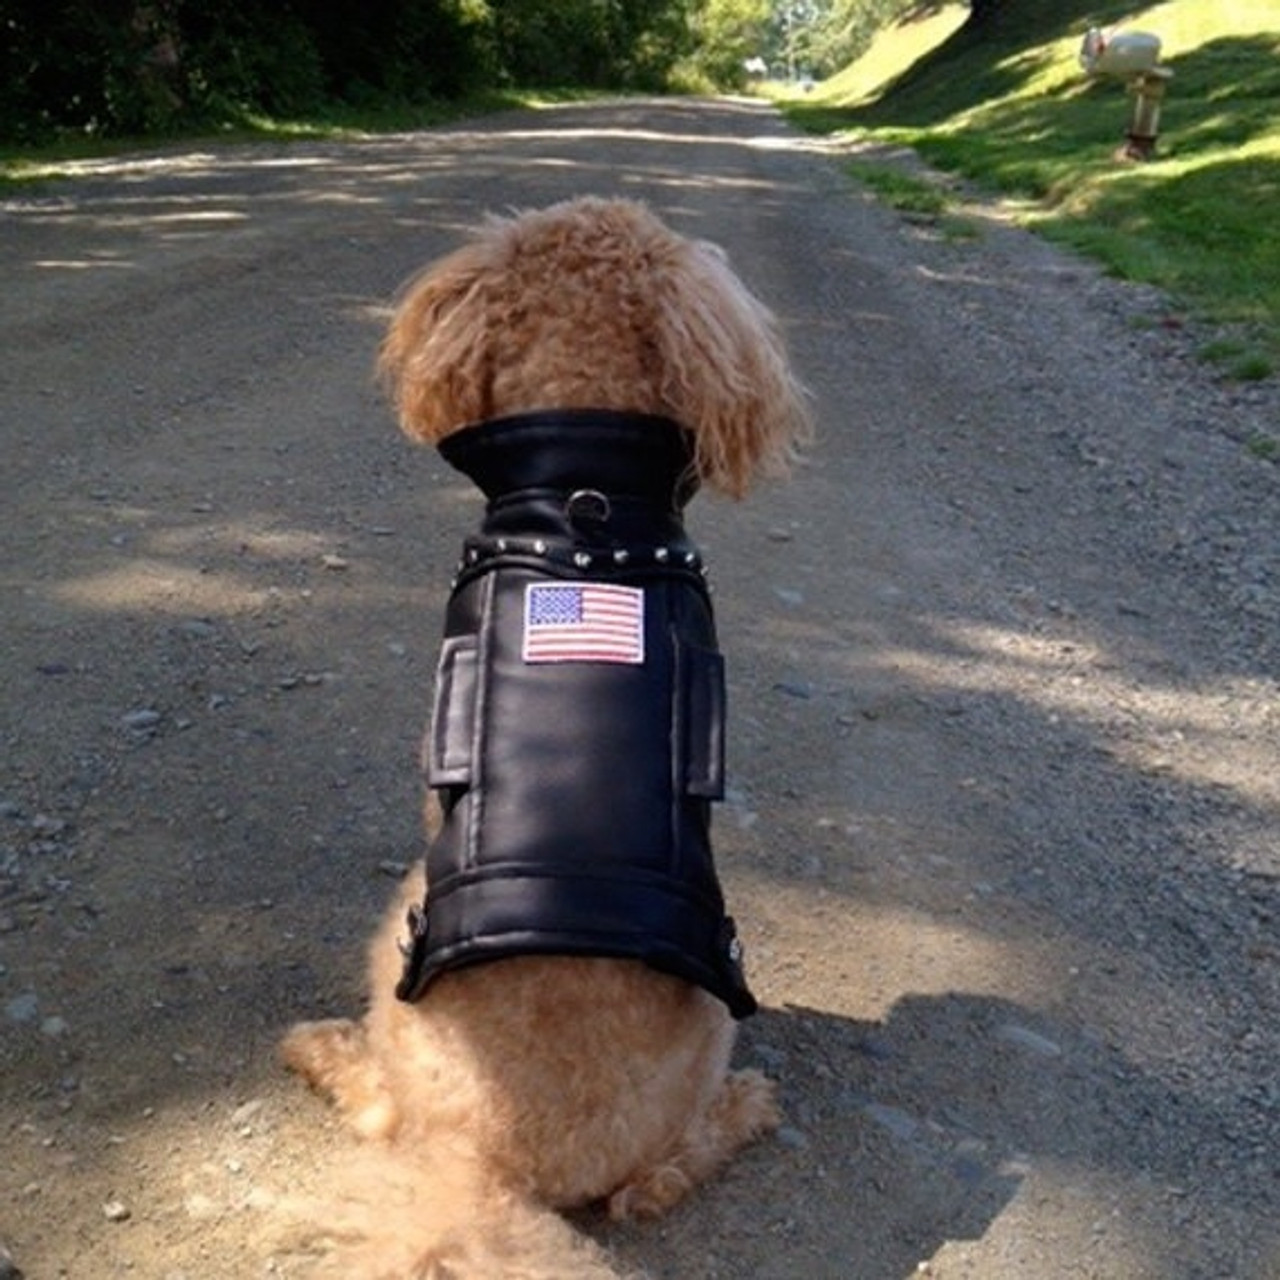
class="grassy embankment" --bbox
[783,1,1280,383]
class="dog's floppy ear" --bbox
[652,238,811,499]
[379,237,498,445]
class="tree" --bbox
[480,0,692,90]
[687,0,772,88]
[3,0,672,141]
[0,0,205,137]
[762,0,921,81]
[0,0,713,141]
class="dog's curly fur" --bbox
[281,197,810,1278]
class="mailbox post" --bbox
[1079,27,1172,161]
[1123,68,1173,160]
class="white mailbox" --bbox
[1079,27,1172,160]
[1079,27,1163,78]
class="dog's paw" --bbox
[607,1164,693,1221]
[280,1017,358,1080]
[280,1018,398,1139]
[606,1069,781,1221]
[717,1067,782,1141]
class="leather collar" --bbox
[439,409,701,510]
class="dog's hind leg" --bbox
[280,1018,400,1140]
[606,1068,779,1221]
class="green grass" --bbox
[816,3,968,104]
[1200,338,1275,381]
[1246,432,1280,462]
[846,160,950,214]
[783,1,1280,375]
[845,157,980,241]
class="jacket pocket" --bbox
[423,635,478,787]
[681,643,725,799]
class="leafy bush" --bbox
[0,0,690,143]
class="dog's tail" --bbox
[280,1145,638,1280]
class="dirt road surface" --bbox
[2,98,1277,1279]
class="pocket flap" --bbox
[422,636,478,787]
[682,644,725,799]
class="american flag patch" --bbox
[522,582,645,665]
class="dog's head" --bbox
[379,197,810,499]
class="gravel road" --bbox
[2,97,1277,1279]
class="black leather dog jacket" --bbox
[394,409,756,1019]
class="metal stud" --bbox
[533,539,548,556]
[684,551,698,567]
[613,549,630,566]
[466,547,479,564]
[654,547,670,563]
[573,551,592,569]
[497,538,509,553]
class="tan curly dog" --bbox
[282,196,810,1278]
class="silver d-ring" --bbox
[566,488,611,525]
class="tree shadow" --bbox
[587,987,1265,1278]
[1166,33,1280,112]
